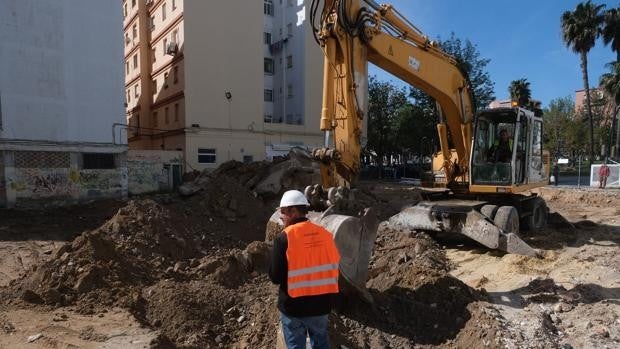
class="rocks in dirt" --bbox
[590,325,610,338]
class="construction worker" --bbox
[489,129,513,163]
[269,190,340,349]
[599,160,611,189]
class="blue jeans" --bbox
[280,312,330,349]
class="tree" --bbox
[602,7,620,62]
[508,78,532,107]
[543,97,579,160]
[367,76,409,175]
[599,61,620,159]
[561,0,606,166]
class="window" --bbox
[133,54,138,68]
[264,58,274,74]
[264,0,274,16]
[164,72,169,88]
[264,114,273,123]
[134,85,139,97]
[124,4,128,17]
[287,84,293,98]
[132,0,136,8]
[83,153,115,169]
[150,16,155,31]
[173,66,179,83]
[165,107,169,124]
[125,61,129,75]
[152,111,158,127]
[172,29,179,44]
[132,24,137,39]
[174,103,179,121]
[172,0,176,10]
[264,89,273,102]
[198,148,216,164]
[287,23,293,37]
[162,3,167,21]
[286,55,293,68]
[126,90,131,103]
[152,48,156,62]
[152,79,157,94]
[264,32,272,45]
[125,33,130,46]
[163,38,168,52]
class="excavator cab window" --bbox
[471,110,518,186]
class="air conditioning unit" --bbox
[165,42,178,55]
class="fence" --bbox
[590,163,620,188]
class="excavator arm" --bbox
[313,0,475,188]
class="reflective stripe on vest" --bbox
[285,221,340,298]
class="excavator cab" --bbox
[470,107,546,192]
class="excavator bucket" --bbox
[266,207,379,300]
[389,201,538,257]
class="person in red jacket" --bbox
[269,190,340,349]
[599,161,611,189]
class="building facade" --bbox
[124,0,324,171]
[0,0,127,208]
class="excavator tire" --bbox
[494,206,519,234]
[523,197,548,231]
[480,204,499,220]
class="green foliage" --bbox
[508,78,532,107]
[600,62,620,105]
[602,7,620,61]
[543,97,584,159]
[561,1,605,54]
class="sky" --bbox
[367,0,617,108]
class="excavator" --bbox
[268,0,550,297]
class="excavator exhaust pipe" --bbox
[266,207,379,301]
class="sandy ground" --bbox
[0,185,618,348]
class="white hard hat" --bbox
[279,190,310,208]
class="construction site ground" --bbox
[0,168,618,348]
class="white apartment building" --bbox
[0,0,127,208]
[125,0,324,171]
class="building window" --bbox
[126,90,131,103]
[83,153,116,169]
[162,3,167,21]
[172,0,176,10]
[132,0,136,8]
[150,16,155,32]
[165,107,169,124]
[134,84,139,98]
[264,89,273,102]
[264,114,273,123]
[152,79,157,94]
[125,61,129,75]
[163,38,168,53]
[125,33,130,46]
[287,84,293,98]
[152,48,156,62]
[124,4,128,17]
[287,23,293,37]
[164,72,169,88]
[174,103,179,121]
[133,54,138,68]
[264,32,272,45]
[172,29,179,44]
[286,55,293,68]
[264,0,274,16]
[173,66,179,83]
[132,24,137,39]
[264,58,274,75]
[198,148,216,164]
[152,111,158,127]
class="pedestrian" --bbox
[553,165,559,186]
[269,190,340,349]
[599,160,611,189]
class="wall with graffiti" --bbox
[127,150,183,195]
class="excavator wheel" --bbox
[494,206,519,234]
[480,204,499,220]
[523,197,548,231]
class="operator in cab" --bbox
[489,129,513,163]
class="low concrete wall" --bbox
[127,150,183,195]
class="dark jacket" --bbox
[268,217,336,317]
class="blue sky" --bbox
[367,0,617,108]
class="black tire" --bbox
[525,197,548,231]
[480,204,499,220]
[494,206,520,234]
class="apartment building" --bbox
[124,0,324,171]
[0,0,126,208]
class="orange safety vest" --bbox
[284,221,340,298]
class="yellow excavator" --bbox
[268,0,549,296]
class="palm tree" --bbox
[600,62,620,159]
[508,78,532,107]
[602,7,620,62]
[561,1,606,165]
